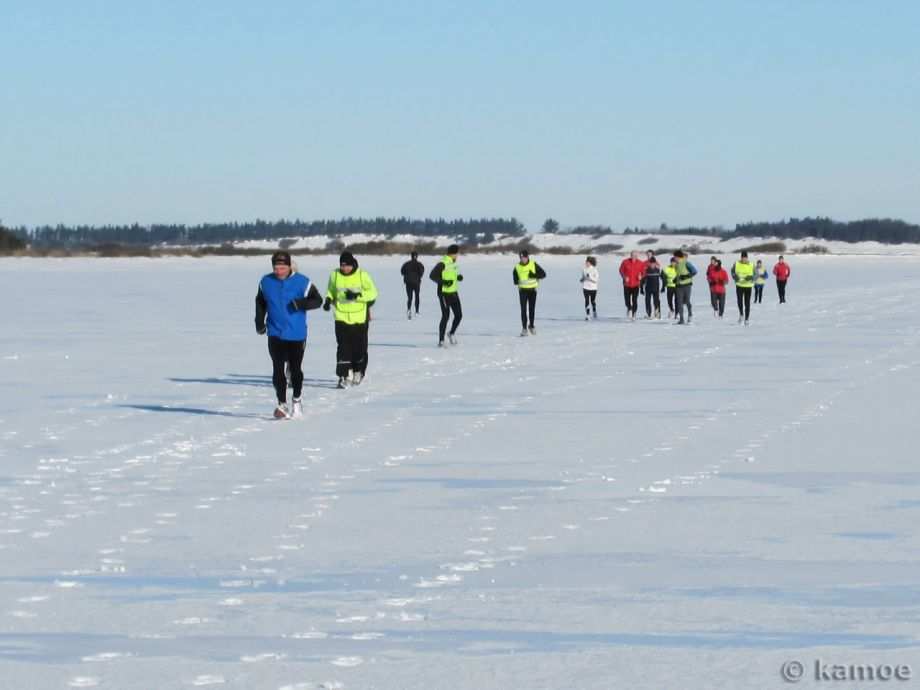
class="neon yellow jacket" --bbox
[326,268,378,324]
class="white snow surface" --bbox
[2,254,919,689]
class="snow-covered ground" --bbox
[2,255,919,689]
[219,233,920,256]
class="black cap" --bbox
[271,251,292,266]
[447,244,459,255]
[519,249,529,258]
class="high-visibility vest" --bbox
[515,260,539,289]
[676,259,695,286]
[326,268,378,324]
[663,265,678,288]
[733,261,754,288]
[440,256,459,294]
[755,267,768,285]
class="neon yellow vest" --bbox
[663,265,678,288]
[733,261,754,288]
[676,259,694,286]
[440,256,459,294]
[754,267,767,285]
[515,260,538,289]
[326,268,378,324]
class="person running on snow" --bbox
[641,254,663,319]
[619,251,645,321]
[580,256,599,320]
[513,249,547,335]
[255,251,324,418]
[324,251,378,388]
[673,250,697,325]
[707,258,729,318]
[731,250,755,325]
[429,244,463,346]
[400,251,425,319]
[663,256,678,319]
[772,255,791,303]
[753,259,769,304]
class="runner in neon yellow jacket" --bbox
[323,251,378,388]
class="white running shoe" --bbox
[520,328,528,337]
[291,399,303,418]
[738,315,744,324]
[438,340,446,347]
[273,402,290,419]
[528,326,536,335]
[407,309,412,320]
[336,377,349,389]
[448,334,458,345]
[352,371,364,386]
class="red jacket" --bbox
[707,267,729,295]
[619,258,646,288]
[773,262,791,280]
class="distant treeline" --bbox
[11,217,527,249]
[0,226,26,251]
[638,217,920,243]
[726,217,920,244]
[6,215,920,252]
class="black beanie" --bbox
[339,251,358,269]
[271,251,292,266]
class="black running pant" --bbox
[624,286,639,316]
[268,337,305,403]
[644,287,660,316]
[736,286,752,320]
[666,287,676,314]
[438,292,462,340]
[405,283,420,312]
[710,291,726,316]
[675,284,693,321]
[777,280,787,303]
[754,284,764,303]
[334,321,368,377]
[519,289,537,329]
[583,289,597,315]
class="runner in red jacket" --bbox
[706,258,729,318]
[772,255,791,303]
[619,252,646,320]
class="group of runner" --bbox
[614,249,791,325]
[254,246,791,418]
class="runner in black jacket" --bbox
[400,251,425,319]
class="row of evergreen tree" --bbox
[10,217,526,248]
[6,215,920,248]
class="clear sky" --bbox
[2,1,919,232]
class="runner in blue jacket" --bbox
[255,251,323,418]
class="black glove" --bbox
[322,297,332,311]
[528,271,536,279]
[256,324,266,335]
[661,286,666,293]
[442,279,454,288]
[457,274,464,282]
[344,289,361,300]
[288,299,300,311]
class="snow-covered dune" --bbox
[195,233,920,256]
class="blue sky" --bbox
[2,1,918,231]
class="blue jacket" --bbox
[256,273,315,341]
